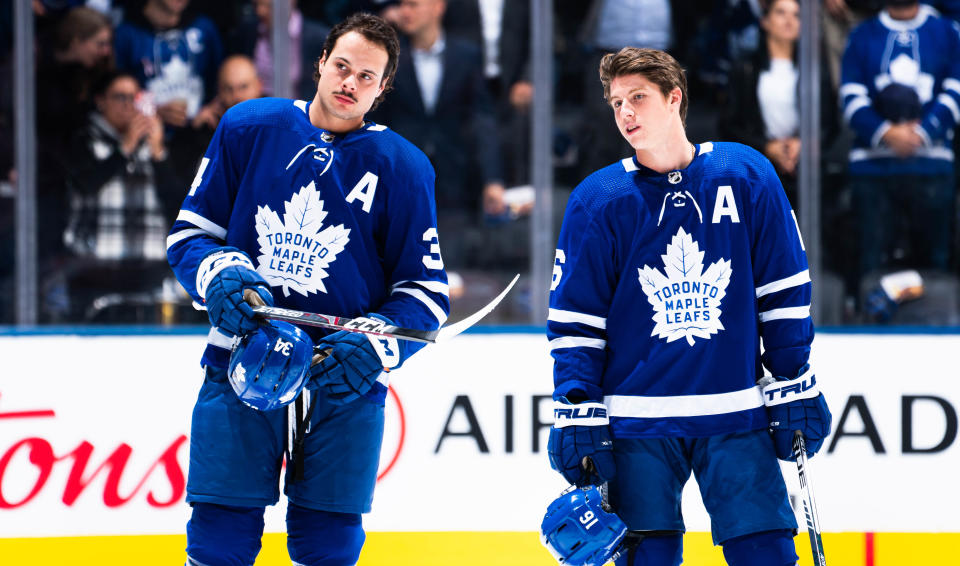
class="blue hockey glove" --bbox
[309,314,402,405]
[548,393,615,486]
[761,365,833,461]
[198,248,274,338]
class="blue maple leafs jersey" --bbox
[840,6,960,175]
[167,97,450,369]
[114,14,223,117]
[547,142,812,439]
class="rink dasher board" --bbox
[0,332,958,537]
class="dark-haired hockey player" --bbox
[166,12,449,566]
[546,47,831,566]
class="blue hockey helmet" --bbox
[540,485,628,566]
[228,320,314,411]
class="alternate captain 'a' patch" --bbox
[255,181,351,297]
[637,227,732,346]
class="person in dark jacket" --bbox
[718,0,837,209]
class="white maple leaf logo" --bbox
[255,181,350,297]
[637,227,732,346]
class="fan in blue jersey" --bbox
[544,47,831,566]
[840,0,960,303]
[166,13,450,566]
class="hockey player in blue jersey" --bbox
[166,13,449,566]
[544,48,832,566]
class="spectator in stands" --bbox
[840,0,960,300]
[822,0,883,92]
[577,0,677,178]
[368,0,504,270]
[38,6,113,145]
[226,0,330,100]
[114,0,223,130]
[176,54,264,174]
[60,70,184,321]
[477,0,532,188]
[32,6,115,320]
[718,0,837,208]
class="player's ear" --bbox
[669,87,682,109]
[316,52,327,77]
[377,76,391,97]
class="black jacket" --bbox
[368,36,502,213]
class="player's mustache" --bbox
[333,91,357,102]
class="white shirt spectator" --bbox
[758,58,799,139]
[478,0,504,79]
[412,34,446,114]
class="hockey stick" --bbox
[247,273,520,344]
[794,432,827,566]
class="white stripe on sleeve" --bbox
[937,92,960,123]
[392,287,449,325]
[166,228,209,250]
[843,96,871,123]
[392,279,450,296]
[755,270,811,298]
[549,336,606,351]
[547,308,607,329]
[759,305,811,322]
[176,210,227,240]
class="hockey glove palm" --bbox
[200,249,274,338]
[309,314,402,405]
[761,365,832,461]
[548,395,615,486]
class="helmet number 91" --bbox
[579,510,599,529]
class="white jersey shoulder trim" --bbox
[549,336,606,351]
[548,308,607,329]
[176,210,227,240]
[392,287,449,326]
[621,157,639,172]
[604,385,763,419]
[759,305,810,322]
[294,100,308,113]
[756,269,810,298]
[699,141,714,154]
[367,123,388,132]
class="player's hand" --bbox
[308,314,401,405]
[761,365,832,461]
[157,99,189,128]
[203,254,274,338]
[548,395,615,486]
